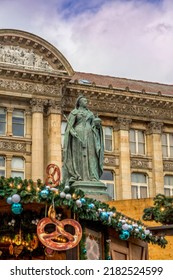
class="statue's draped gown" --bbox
[63,108,104,185]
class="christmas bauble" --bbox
[11,194,21,203]
[119,230,130,240]
[11,203,23,214]
[40,189,49,198]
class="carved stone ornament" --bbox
[0,140,26,152]
[163,161,173,171]
[0,79,60,96]
[30,98,48,113]
[104,156,116,166]
[147,121,163,134]
[0,45,54,72]
[131,158,151,169]
[115,117,132,131]
[47,99,62,115]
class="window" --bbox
[164,175,173,196]
[100,170,114,199]
[61,121,67,148]
[131,173,148,199]
[130,129,145,155]
[12,110,24,137]
[103,126,113,152]
[11,157,24,179]
[0,156,5,177]
[0,108,6,135]
[162,133,173,158]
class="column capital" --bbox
[147,121,163,134]
[30,98,48,113]
[47,99,62,115]
[114,117,132,131]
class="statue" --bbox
[63,95,104,186]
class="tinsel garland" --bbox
[0,176,168,248]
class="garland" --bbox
[0,176,168,249]
[143,194,173,225]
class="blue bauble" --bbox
[119,230,130,240]
[11,203,23,214]
[88,203,95,209]
[100,212,109,220]
[6,196,13,204]
[80,198,86,204]
[40,189,49,198]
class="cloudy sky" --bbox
[0,0,173,84]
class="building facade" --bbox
[1,28,173,203]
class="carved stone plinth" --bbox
[72,181,109,202]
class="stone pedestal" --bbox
[72,181,109,202]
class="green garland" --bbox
[143,194,173,225]
[0,176,168,248]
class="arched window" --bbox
[131,173,148,199]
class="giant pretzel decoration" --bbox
[37,206,82,251]
[45,164,61,187]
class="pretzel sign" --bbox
[45,164,61,187]
[37,217,82,251]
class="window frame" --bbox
[0,107,6,136]
[164,175,173,196]
[103,126,113,152]
[162,133,173,158]
[12,109,25,137]
[11,157,25,179]
[130,129,146,155]
[131,172,148,199]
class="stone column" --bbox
[116,117,132,199]
[147,121,164,196]
[6,108,13,136]
[47,99,62,170]
[6,155,12,178]
[30,98,47,182]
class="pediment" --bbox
[0,29,74,76]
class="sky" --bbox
[0,0,173,84]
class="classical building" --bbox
[1,29,173,202]
[0,29,173,259]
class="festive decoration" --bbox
[119,230,130,240]
[45,164,61,187]
[11,202,23,214]
[143,194,173,225]
[0,176,168,248]
[37,205,82,251]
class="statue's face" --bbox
[79,98,87,108]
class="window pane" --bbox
[106,183,114,200]
[162,134,167,145]
[169,134,173,145]
[11,157,24,169]
[140,186,147,198]
[130,130,135,141]
[130,143,136,154]
[104,127,113,151]
[12,110,24,136]
[100,170,113,180]
[164,188,171,196]
[164,175,173,186]
[0,108,6,135]
[11,171,24,179]
[138,143,145,154]
[138,131,144,142]
[131,185,137,199]
[131,173,146,183]
[0,156,5,167]
[0,170,5,176]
